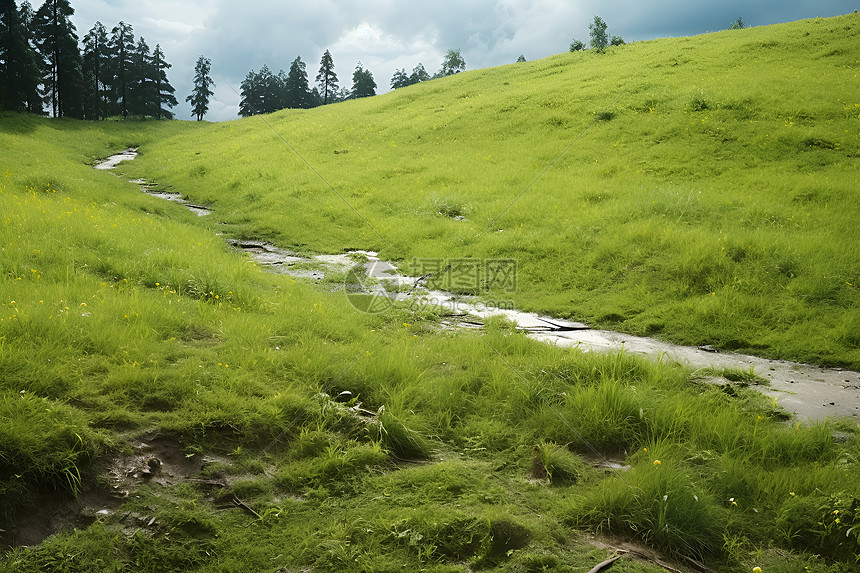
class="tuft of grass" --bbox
[775,490,860,562]
[687,90,711,111]
[369,406,432,460]
[698,365,769,385]
[0,393,108,513]
[573,449,725,560]
[532,441,587,485]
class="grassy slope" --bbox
[1,15,859,573]
[128,13,860,368]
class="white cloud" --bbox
[331,21,437,68]
[139,18,200,38]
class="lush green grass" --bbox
[2,15,860,573]
[122,13,860,368]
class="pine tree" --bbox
[350,62,376,99]
[238,69,261,117]
[284,55,311,109]
[274,68,288,110]
[128,36,153,116]
[33,0,83,117]
[239,65,288,116]
[390,68,409,89]
[315,49,338,105]
[0,0,42,112]
[81,21,109,119]
[258,65,280,113]
[151,44,177,119]
[107,21,134,117]
[308,86,322,107]
[17,2,42,112]
[186,55,214,121]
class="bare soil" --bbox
[2,433,209,548]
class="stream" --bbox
[96,149,860,424]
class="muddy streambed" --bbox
[98,148,212,215]
[97,149,860,424]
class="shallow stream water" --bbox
[96,150,860,424]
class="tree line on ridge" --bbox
[0,0,178,119]
[237,48,467,117]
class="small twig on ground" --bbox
[232,496,262,520]
[188,478,227,488]
[681,555,720,573]
[587,554,625,573]
[651,559,684,573]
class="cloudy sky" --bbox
[66,0,857,122]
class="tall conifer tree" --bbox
[81,21,109,119]
[33,0,82,117]
[186,55,214,121]
[0,0,42,112]
[285,55,311,109]
[316,49,338,105]
[128,36,152,116]
[350,62,376,99]
[238,68,261,117]
[151,44,177,118]
[18,2,42,112]
[107,21,134,117]
[239,66,282,116]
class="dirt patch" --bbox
[2,488,121,548]
[586,534,714,573]
[581,453,631,473]
[106,434,207,495]
[1,434,209,548]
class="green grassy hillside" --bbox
[1,14,859,573]
[126,13,860,368]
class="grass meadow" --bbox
[126,13,860,368]
[1,14,859,573]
